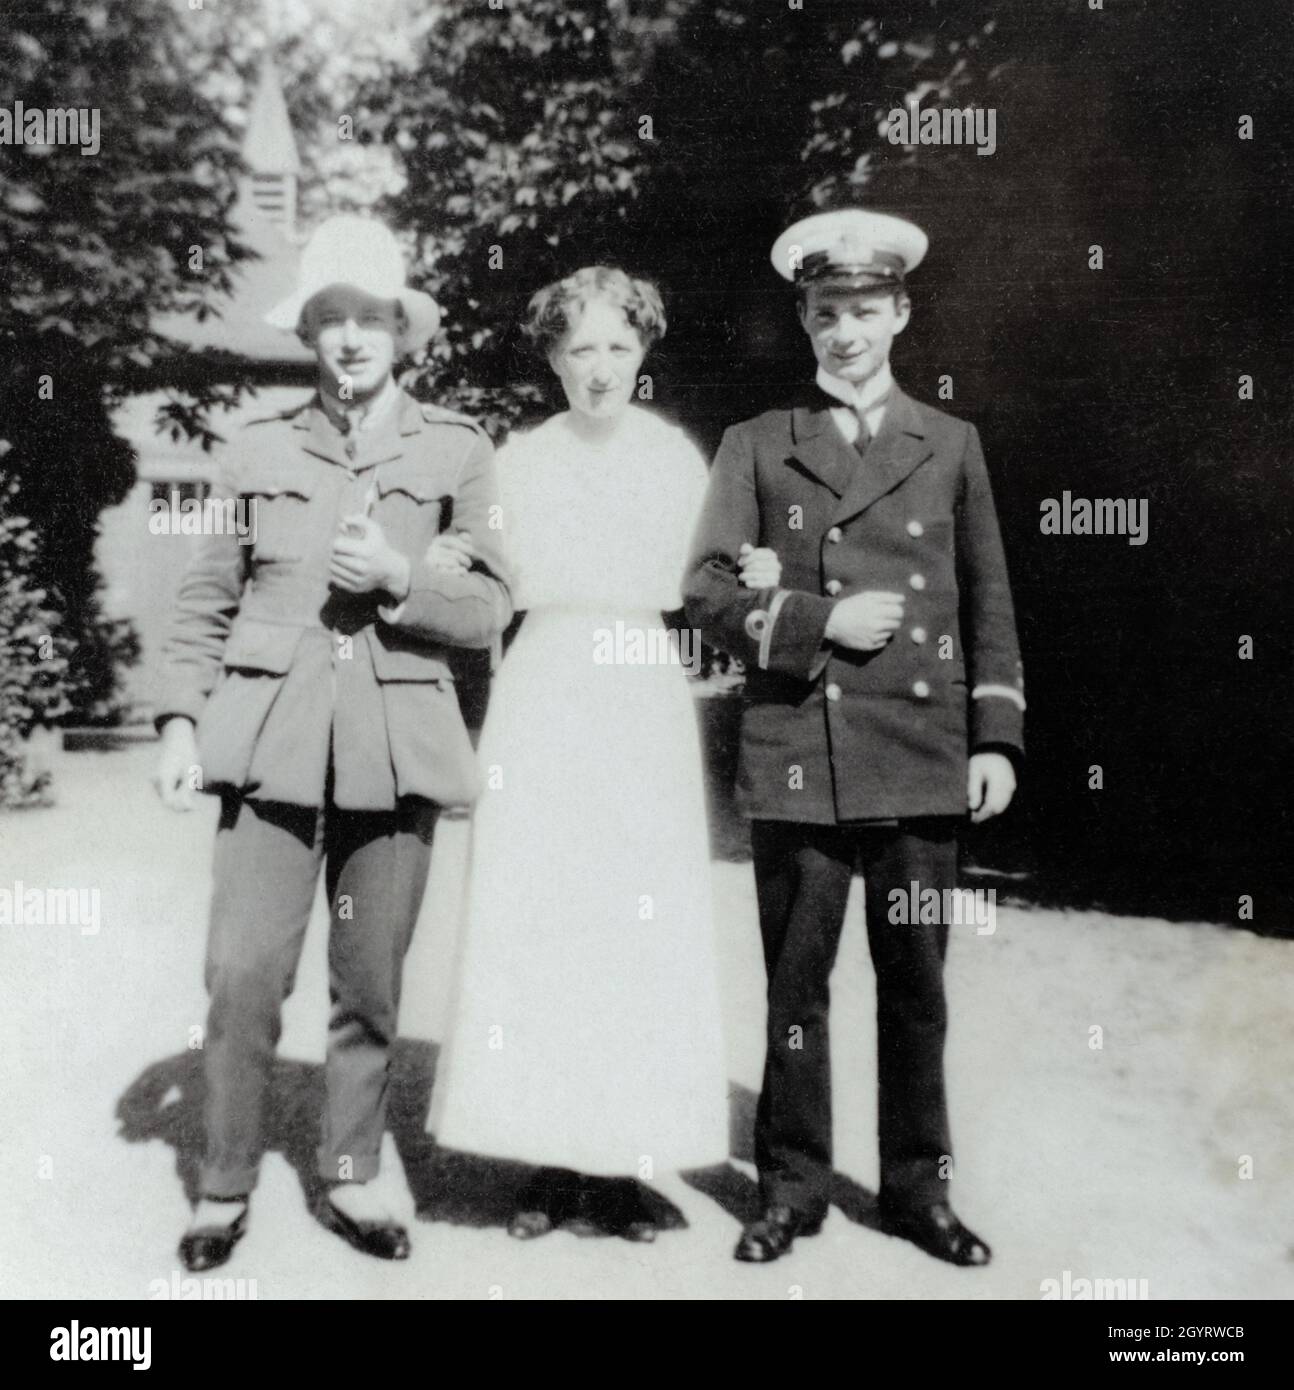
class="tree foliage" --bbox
[0,472,76,805]
[0,0,247,740]
[356,0,1012,431]
[363,2,653,431]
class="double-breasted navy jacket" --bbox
[683,386,1024,823]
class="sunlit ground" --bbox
[2,746,1291,1300]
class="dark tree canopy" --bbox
[0,0,249,730]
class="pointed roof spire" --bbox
[149,54,311,362]
[242,56,301,176]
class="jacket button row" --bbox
[825,682,842,702]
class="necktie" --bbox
[852,406,872,458]
[816,386,883,457]
[342,408,364,461]
[853,388,893,457]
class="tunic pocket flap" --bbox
[239,464,317,501]
[369,632,452,683]
[222,620,305,674]
[376,461,452,505]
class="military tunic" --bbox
[153,387,513,1198]
[156,390,512,809]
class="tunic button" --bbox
[826,527,842,544]
[825,682,842,702]
[907,519,924,537]
[909,573,926,591]
[910,626,927,644]
[824,578,843,596]
[913,680,930,698]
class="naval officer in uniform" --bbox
[684,208,1024,1266]
[151,216,512,1270]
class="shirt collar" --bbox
[318,375,402,433]
[816,361,894,415]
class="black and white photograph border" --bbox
[2,0,1291,1310]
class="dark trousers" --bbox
[749,818,958,1218]
[199,794,436,1197]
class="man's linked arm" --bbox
[380,429,513,649]
[682,422,834,682]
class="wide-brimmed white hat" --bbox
[266,214,441,350]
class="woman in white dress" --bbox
[428,267,775,1240]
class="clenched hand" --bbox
[738,543,782,590]
[424,530,475,573]
[967,751,1016,822]
[824,590,906,651]
[330,515,410,598]
[151,717,200,813]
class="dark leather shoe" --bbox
[179,1199,248,1273]
[318,1197,411,1260]
[880,1200,991,1267]
[733,1204,824,1263]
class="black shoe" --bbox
[879,1199,991,1267]
[733,1203,825,1263]
[179,1197,248,1273]
[317,1195,411,1261]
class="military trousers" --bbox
[749,817,958,1219]
[199,791,436,1198]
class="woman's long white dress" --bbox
[429,406,730,1176]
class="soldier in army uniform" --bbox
[151,217,512,1271]
[684,208,1024,1266]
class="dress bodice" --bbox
[497,406,709,614]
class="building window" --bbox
[150,480,210,506]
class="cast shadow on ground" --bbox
[679,1082,881,1234]
[116,1046,879,1233]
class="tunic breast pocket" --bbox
[375,463,453,548]
[240,467,317,564]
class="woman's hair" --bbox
[523,266,667,355]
